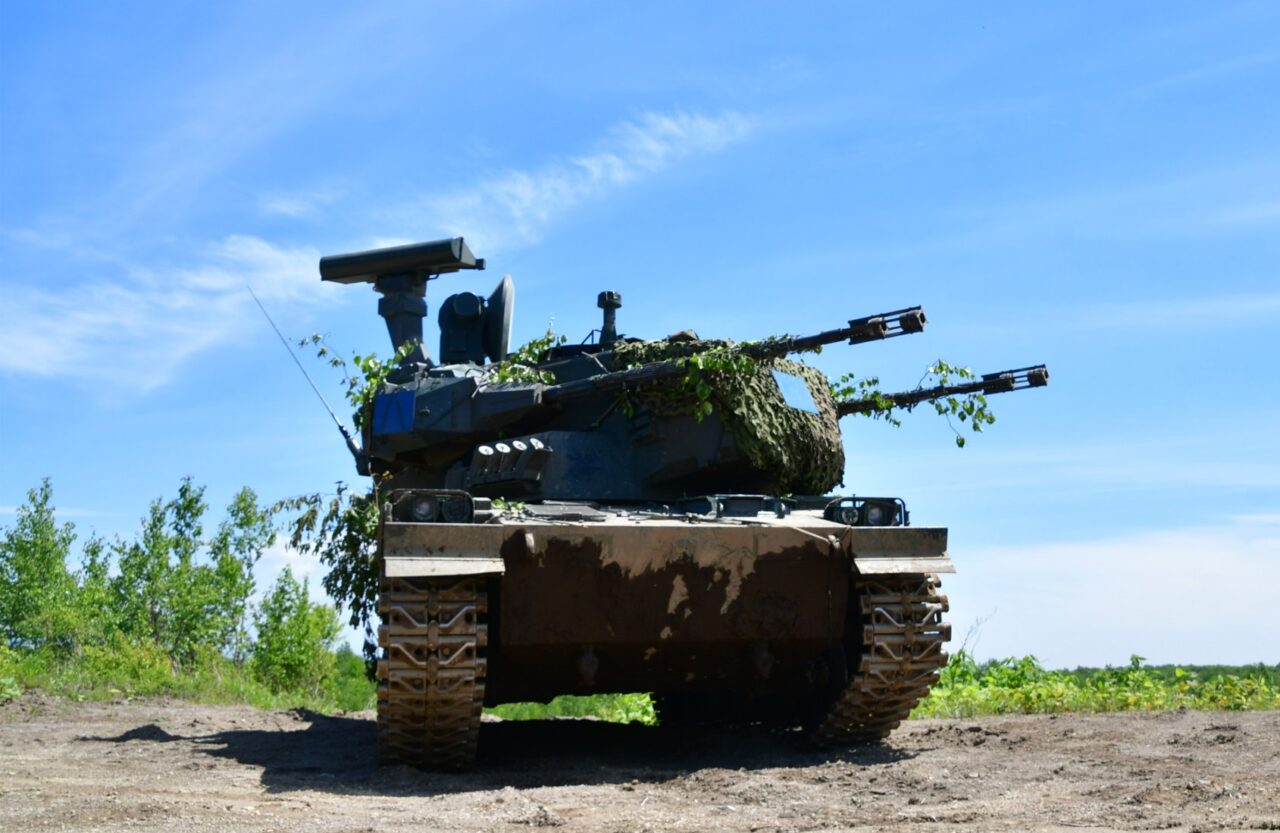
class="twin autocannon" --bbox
[319,237,1046,485]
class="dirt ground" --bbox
[1,695,1277,833]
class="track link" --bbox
[375,574,487,769]
[813,573,950,744]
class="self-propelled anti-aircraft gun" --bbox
[318,237,1048,769]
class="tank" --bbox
[317,237,1049,769]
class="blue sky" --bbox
[2,1,1277,668]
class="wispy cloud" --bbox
[1231,512,1280,525]
[75,9,405,241]
[0,108,755,394]
[949,517,1280,667]
[1074,291,1280,331]
[1130,51,1279,98]
[0,236,331,391]
[924,159,1280,252]
[257,186,343,219]
[418,110,755,252]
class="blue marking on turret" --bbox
[373,390,415,436]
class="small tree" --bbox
[110,479,275,666]
[208,487,275,662]
[0,479,80,652]
[252,567,341,696]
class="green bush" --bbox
[327,645,376,711]
[251,567,341,697]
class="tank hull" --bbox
[375,513,952,767]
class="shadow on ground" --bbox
[84,711,915,796]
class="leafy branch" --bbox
[273,484,381,666]
[299,335,417,430]
[831,358,997,447]
[829,371,901,427]
[920,359,997,447]
[489,324,566,384]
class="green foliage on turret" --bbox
[490,324,566,383]
[613,339,845,494]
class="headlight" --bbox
[823,496,908,527]
[441,495,472,523]
[410,496,438,522]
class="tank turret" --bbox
[322,239,1043,503]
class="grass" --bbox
[6,643,1277,722]
[487,654,1280,724]
[912,652,1280,718]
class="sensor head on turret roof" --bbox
[319,237,485,284]
[318,237,487,363]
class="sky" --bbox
[1,1,1277,669]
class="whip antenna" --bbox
[247,286,366,470]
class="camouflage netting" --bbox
[612,340,845,495]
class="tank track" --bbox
[375,575,487,769]
[813,573,950,744]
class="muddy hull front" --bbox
[381,519,951,705]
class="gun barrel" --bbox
[542,360,691,404]
[543,306,930,404]
[739,306,927,358]
[838,364,1049,418]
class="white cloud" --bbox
[255,537,325,586]
[947,517,1280,668]
[419,109,755,252]
[0,235,332,391]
